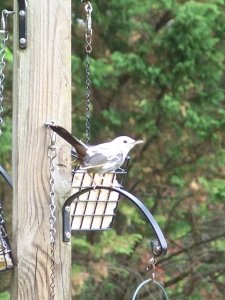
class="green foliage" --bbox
[73,230,142,258]
[0,0,225,298]
[0,292,9,300]
[70,0,225,298]
[0,117,12,163]
[200,177,225,201]
[170,175,185,187]
[100,231,142,256]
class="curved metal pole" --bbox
[0,165,12,188]
[63,186,167,256]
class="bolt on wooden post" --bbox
[11,0,72,299]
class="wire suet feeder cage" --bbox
[69,156,129,231]
[0,166,13,272]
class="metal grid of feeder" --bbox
[69,158,129,231]
[0,203,13,272]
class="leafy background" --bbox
[1,0,225,299]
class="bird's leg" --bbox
[71,159,77,166]
[99,174,105,186]
[109,173,122,188]
[89,173,105,189]
[85,172,121,189]
[109,180,121,188]
[71,159,79,166]
[85,172,98,189]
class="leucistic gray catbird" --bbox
[47,124,144,174]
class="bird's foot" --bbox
[71,159,79,166]
[109,182,122,189]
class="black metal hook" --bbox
[63,186,167,257]
[17,0,27,49]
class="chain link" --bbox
[84,2,93,145]
[0,9,14,271]
[46,122,57,300]
[85,2,93,54]
[0,10,14,136]
[85,53,91,145]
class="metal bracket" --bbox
[17,0,27,49]
[63,186,168,257]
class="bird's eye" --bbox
[123,140,128,143]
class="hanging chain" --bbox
[0,9,14,271]
[46,122,57,300]
[0,10,14,136]
[85,2,93,54]
[84,1,93,145]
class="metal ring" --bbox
[132,279,169,300]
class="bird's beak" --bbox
[134,140,144,145]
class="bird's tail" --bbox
[47,124,87,157]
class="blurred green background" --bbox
[1,0,225,299]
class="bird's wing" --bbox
[83,146,123,169]
[48,124,88,158]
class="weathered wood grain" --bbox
[12,1,72,299]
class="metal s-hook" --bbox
[17,0,27,49]
[0,11,7,33]
[147,257,157,281]
[85,2,93,37]
[0,10,14,35]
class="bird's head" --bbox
[113,136,144,156]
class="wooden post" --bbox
[11,0,71,299]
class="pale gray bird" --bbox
[48,124,144,174]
